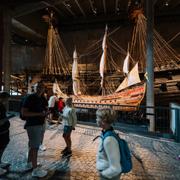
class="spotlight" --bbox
[93,8,97,15]
[165,1,169,6]
[135,0,140,5]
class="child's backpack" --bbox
[100,130,132,173]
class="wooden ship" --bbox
[41,10,179,109]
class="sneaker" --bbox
[39,144,47,151]
[32,167,47,178]
[61,147,68,154]
[25,162,41,171]
[0,168,7,176]
[24,162,33,171]
[26,162,42,169]
[0,162,10,168]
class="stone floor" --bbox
[0,117,180,180]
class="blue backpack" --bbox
[100,130,132,173]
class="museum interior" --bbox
[0,0,180,135]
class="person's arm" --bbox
[0,117,8,126]
[72,109,77,128]
[0,114,14,126]
[101,136,122,179]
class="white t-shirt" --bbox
[48,95,58,108]
[62,106,77,127]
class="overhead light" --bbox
[63,0,71,8]
[135,0,141,5]
[66,3,71,8]
[93,8,97,15]
[128,0,131,7]
[164,0,169,6]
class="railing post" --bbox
[146,0,155,132]
[175,108,180,142]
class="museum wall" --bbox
[11,44,45,74]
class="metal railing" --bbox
[76,103,180,142]
[8,97,180,142]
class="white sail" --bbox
[72,48,81,95]
[115,62,141,92]
[53,80,68,98]
[99,26,108,88]
[128,62,141,86]
[115,77,128,92]
[123,51,130,74]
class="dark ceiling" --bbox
[1,0,180,46]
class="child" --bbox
[60,97,77,156]
[96,108,122,180]
[0,92,10,176]
[58,97,65,114]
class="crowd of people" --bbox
[0,81,124,179]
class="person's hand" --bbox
[45,110,50,116]
[41,111,49,117]
[59,113,63,118]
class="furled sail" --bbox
[123,51,130,74]
[72,48,81,96]
[99,26,108,91]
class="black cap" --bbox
[0,91,10,98]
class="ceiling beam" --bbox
[103,0,107,14]
[13,2,47,18]
[74,0,86,17]
[12,18,45,40]
[13,0,66,18]
[41,1,66,17]
[88,0,96,14]
[62,1,76,17]
[59,13,127,31]
[156,9,180,16]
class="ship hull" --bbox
[73,82,146,111]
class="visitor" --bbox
[60,97,77,156]
[48,93,58,123]
[0,92,11,176]
[21,82,48,178]
[58,97,65,113]
[96,108,122,180]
